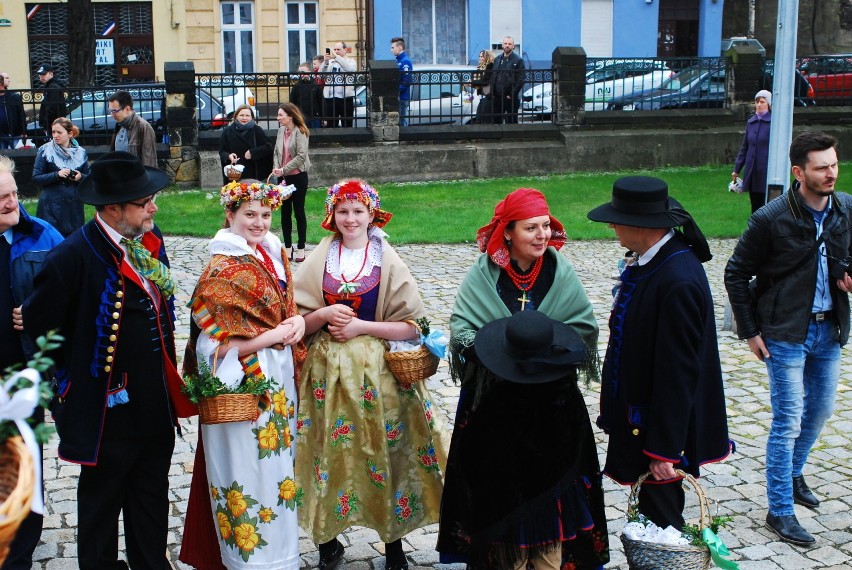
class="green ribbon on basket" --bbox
[702,528,739,569]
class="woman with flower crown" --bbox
[178,179,307,570]
[436,188,609,569]
[293,180,447,570]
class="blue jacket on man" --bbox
[396,50,413,101]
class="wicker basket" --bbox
[224,165,243,181]
[621,469,712,570]
[198,393,262,424]
[385,345,439,383]
[0,436,35,566]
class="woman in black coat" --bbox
[218,104,273,182]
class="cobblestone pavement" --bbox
[36,237,852,569]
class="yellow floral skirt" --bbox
[296,332,447,543]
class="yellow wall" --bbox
[186,0,361,73]
[0,0,185,86]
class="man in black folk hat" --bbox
[588,176,731,530]
[19,151,195,569]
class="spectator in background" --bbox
[36,64,66,138]
[472,50,495,124]
[108,90,158,168]
[32,117,89,237]
[390,37,413,127]
[733,90,773,213]
[272,102,311,263]
[1,154,63,570]
[490,37,525,124]
[218,104,274,182]
[290,61,323,129]
[320,42,357,127]
[0,72,27,150]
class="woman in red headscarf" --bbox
[437,189,609,569]
[293,180,447,570]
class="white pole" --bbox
[765,0,799,201]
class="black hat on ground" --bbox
[77,151,170,206]
[474,310,587,384]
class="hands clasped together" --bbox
[322,304,362,342]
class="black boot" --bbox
[793,475,820,509]
[317,538,344,569]
[385,539,409,570]
[765,513,815,546]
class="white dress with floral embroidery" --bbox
[196,230,301,570]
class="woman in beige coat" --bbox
[272,101,311,262]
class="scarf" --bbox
[476,188,567,268]
[233,120,256,131]
[39,139,86,170]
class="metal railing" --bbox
[796,54,852,106]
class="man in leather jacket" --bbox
[725,130,852,547]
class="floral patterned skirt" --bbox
[296,332,447,543]
[202,347,300,569]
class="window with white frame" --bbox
[285,1,319,72]
[402,0,467,65]
[221,1,254,73]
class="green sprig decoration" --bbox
[0,330,64,445]
[181,359,274,404]
[414,317,431,337]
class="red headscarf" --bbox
[476,188,567,268]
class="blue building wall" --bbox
[522,0,582,66]
[468,0,491,63]
[371,0,724,63]
[612,0,658,57]
[698,0,725,57]
[373,0,402,59]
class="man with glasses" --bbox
[1,154,63,570]
[108,90,158,168]
[0,73,27,150]
[20,151,195,569]
[726,131,852,546]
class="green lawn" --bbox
[26,164,835,243]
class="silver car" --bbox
[354,64,480,126]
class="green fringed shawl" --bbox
[449,248,600,391]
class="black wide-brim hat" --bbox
[77,151,170,206]
[474,310,587,384]
[587,175,689,229]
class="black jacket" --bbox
[38,77,67,130]
[599,234,730,483]
[0,90,26,137]
[490,52,525,98]
[218,123,274,181]
[22,220,178,464]
[290,78,323,119]
[725,188,852,345]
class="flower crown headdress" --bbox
[220,180,294,212]
[321,179,393,231]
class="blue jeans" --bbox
[0,136,18,150]
[400,99,410,127]
[764,320,840,515]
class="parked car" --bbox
[606,63,814,110]
[520,59,674,118]
[196,77,257,118]
[798,54,852,105]
[353,64,479,127]
[27,83,228,144]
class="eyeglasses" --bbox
[109,107,126,115]
[126,194,157,208]
[0,190,18,205]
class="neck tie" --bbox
[120,237,176,298]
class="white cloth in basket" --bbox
[623,520,690,546]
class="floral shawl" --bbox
[184,229,307,386]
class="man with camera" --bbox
[725,130,852,547]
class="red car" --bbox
[798,54,852,105]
